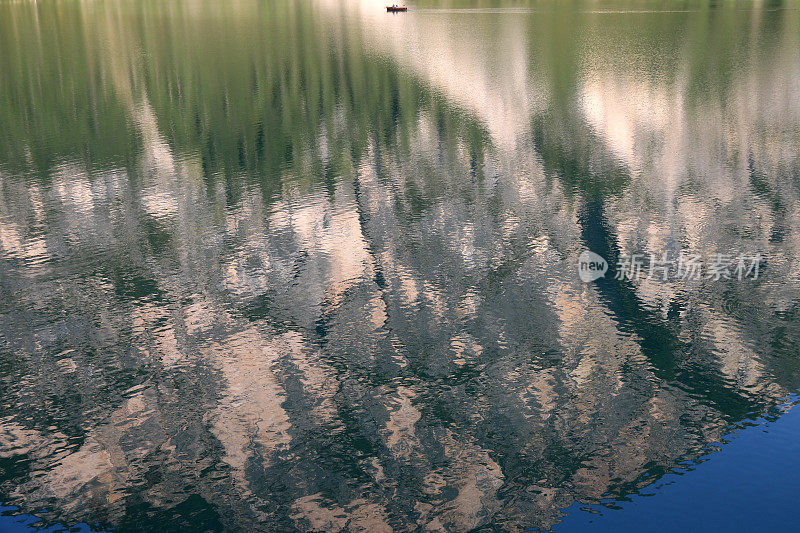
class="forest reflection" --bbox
[1,0,799,531]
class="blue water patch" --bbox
[553,395,800,532]
[0,505,99,532]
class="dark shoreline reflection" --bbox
[1,0,799,531]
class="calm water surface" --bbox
[1,0,800,530]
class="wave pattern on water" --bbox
[0,0,799,531]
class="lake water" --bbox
[1,0,799,531]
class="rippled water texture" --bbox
[1,0,799,530]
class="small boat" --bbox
[386,5,408,12]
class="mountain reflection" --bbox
[1,0,799,531]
